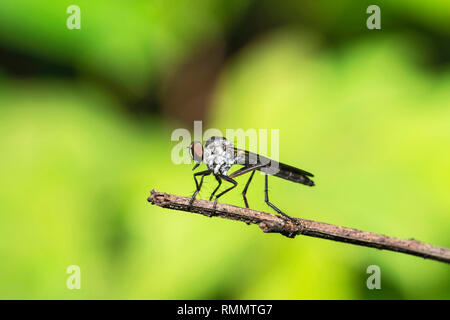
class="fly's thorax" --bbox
[203,136,236,175]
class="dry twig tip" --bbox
[147,189,450,264]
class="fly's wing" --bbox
[234,147,315,186]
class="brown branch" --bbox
[147,190,450,264]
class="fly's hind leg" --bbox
[264,174,297,223]
[242,170,255,208]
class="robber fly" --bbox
[188,136,314,219]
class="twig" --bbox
[147,190,450,264]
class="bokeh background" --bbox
[0,0,449,299]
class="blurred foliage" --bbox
[0,0,250,94]
[0,1,449,299]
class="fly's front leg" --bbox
[189,169,212,209]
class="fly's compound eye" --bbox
[189,141,203,163]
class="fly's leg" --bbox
[189,169,212,209]
[242,170,255,208]
[211,175,237,216]
[264,174,296,222]
[209,175,222,201]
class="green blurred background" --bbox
[0,0,449,299]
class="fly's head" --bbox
[189,141,203,170]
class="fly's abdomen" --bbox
[260,162,315,186]
[272,168,315,186]
[234,147,315,186]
